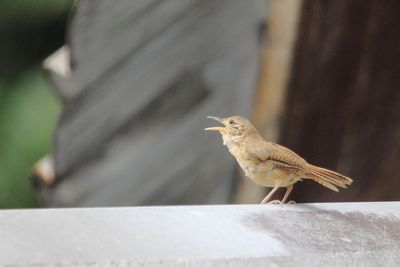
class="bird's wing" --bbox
[247,142,307,170]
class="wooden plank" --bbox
[280,0,400,202]
[38,0,266,206]
[1,202,400,266]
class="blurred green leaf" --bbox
[0,0,73,24]
[0,69,60,208]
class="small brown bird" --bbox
[205,116,353,204]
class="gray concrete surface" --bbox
[1,202,400,266]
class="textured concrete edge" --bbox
[5,250,400,267]
[1,202,400,266]
[1,201,399,213]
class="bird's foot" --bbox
[266,200,282,205]
[260,199,296,205]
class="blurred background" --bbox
[0,0,71,208]
[1,0,399,209]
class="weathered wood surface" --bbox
[1,202,400,266]
[279,0,400,202]
[39,0,266,206]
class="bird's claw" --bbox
[260,199,297,205]
[266,200,282,205]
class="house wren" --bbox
[205,116,353,204]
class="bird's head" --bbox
[205,115,260,145]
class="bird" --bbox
[204,115,353,204]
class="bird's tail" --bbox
[303,164,353,192]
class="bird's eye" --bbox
[229,120,235,125]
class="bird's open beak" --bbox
[204,116,226,133]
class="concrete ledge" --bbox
[1,202,400,266]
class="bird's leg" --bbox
[260,182,281,204]
[281,184,294,203]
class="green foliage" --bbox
[0,70,60,208]
[0,0,72,25]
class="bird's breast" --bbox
[238,158,299,187]
[226,144,299,187]
[246,161,299,187]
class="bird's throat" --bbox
[222,134,228,146]
[221,134,242,147]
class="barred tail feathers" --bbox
[303,164,353,192]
